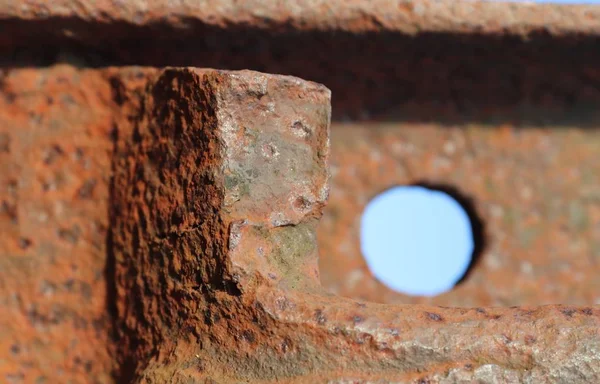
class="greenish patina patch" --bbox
[519,226,540,248]
[225,170,252,197]
[568,200,588,232]
[255,221,318,291]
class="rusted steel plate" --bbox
[1,65,600,383]
[2,0,600,37]
[0,66,118,383]
[319,122,600,307]
[2,0,600,378]
[106,68,600,382]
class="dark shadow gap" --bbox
[104,132,120,381]
[105,123,137,384]
[2,17,600,126]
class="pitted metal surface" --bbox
[2,1,600,383]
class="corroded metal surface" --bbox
[3,66,600,383]
[2,0,600,36]
[3,0,600,123]
[319,123,600,307]
[108,67,332,381]
[0,66,117,383]
[2,0,600,382]
[107,67,600,383]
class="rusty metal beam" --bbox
[110,68,600,382]
[2,0,600,36]
[2,1,600,383]
[3,65,599,383]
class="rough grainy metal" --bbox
[2,65,600,384]
[107,68,600,383]
[319,123,600,307]
[0,66,117,383]
[2,0,600,383]
[2,0,600,36]
[3,0,600,122]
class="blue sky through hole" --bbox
[358,0,600,297]
[360,187,474,297]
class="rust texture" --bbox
[2,65,600,384]
[2,0,600,36]
[319,123,600,307]
[3,1,600,122]
[2,0,600,383]
[0,66,117,383]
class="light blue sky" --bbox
[360,187,474,297]
[359,0,600,297]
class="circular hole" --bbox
[359,184,484,297]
